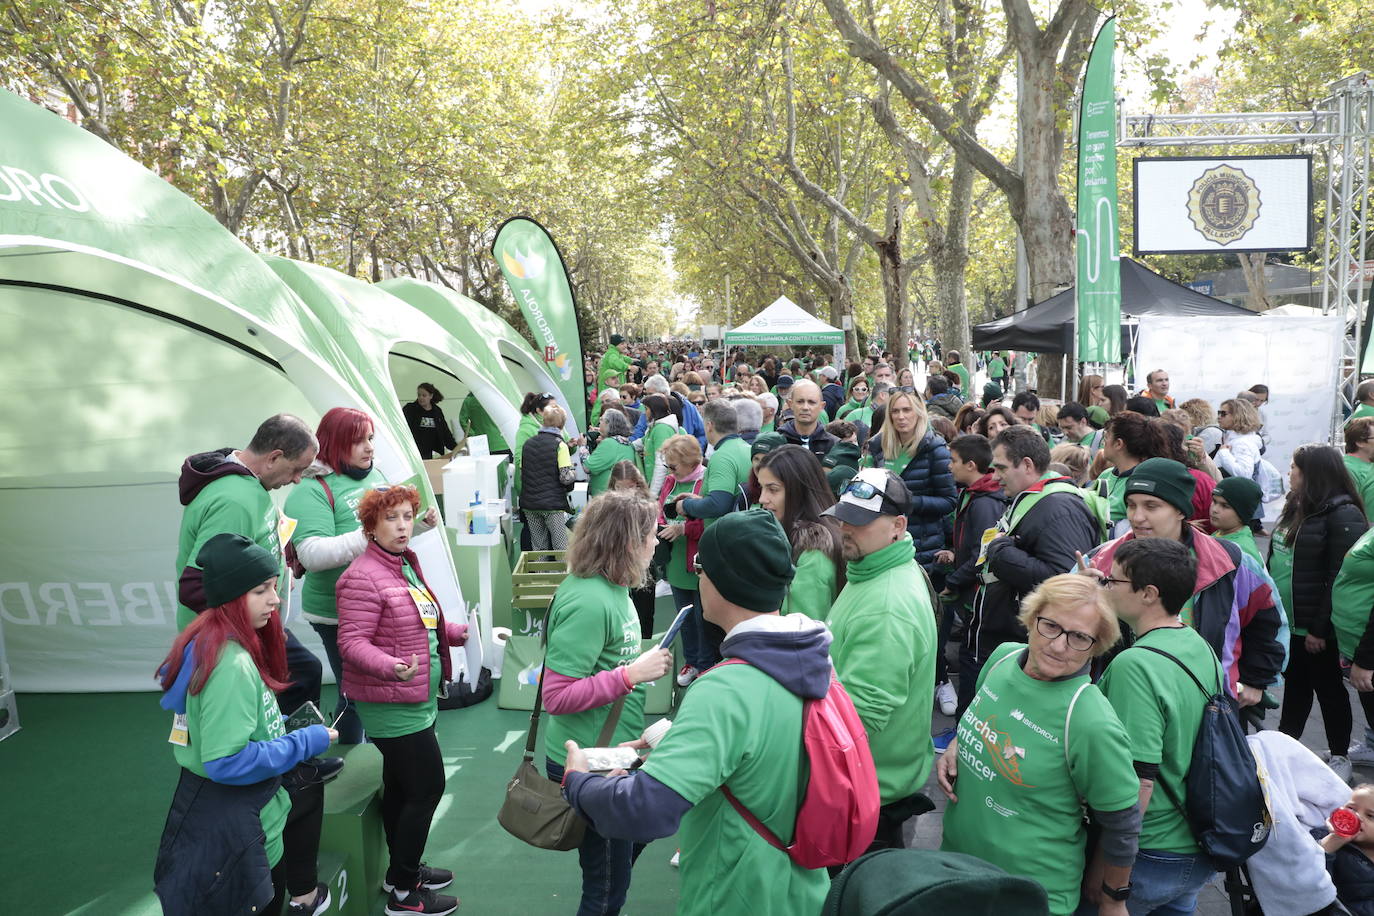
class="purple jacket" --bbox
[336,540,467,704]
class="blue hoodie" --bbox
[562,614,832,842]
[160,640,330,785]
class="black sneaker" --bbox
[286,882,332,916]
[281,756,345,791]
[383,864,454,892]
[384,884,459,916]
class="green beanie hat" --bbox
[1124,458,1196,518]
[197,532,280,608]
[1214,476,1264,525]
[1086,405,1110,427]
[696,508,795,613]
[751,431,788,457]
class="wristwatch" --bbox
[1101,882,1133,902]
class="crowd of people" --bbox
[153,335,1374,916]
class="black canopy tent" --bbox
[972,259,1254,354]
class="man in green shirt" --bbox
[822,467,937,852]
[674,399,750,530]
[1057,402,1104,454]
[457,392,509,453]
[1098,537,1218,915]
[561,509,834,916]
[1140,369,1175,414]
[1349,380,1374,425]
[944,350,971,395]
[1345,417,1374,520]
[598,334,633,390]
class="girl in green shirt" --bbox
[755,445,845,621]
[836,377,875,430]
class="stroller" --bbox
[1225,731,1355,915]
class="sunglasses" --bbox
[896,386,917,393]
[1217,410,1230,417]
[843,479,882,501]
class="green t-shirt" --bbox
[283,467,386,623]
[642,662,826,916]
[459,394,509,451]
[781,548,838,621]
[1348,404,1374,426]
[989,357,1007,379]
[1345,455,1374,521]
[176,470,282,630]
[1332,526,1374,660]
[828,536,936,803]
[698,436,751,528]
[585,438,635,498]
[664,477,703,590]
[543,574,646,761]
[942,643,1138,916]
[172,641,291,867]
[1268,529,1304,637]
[1094,466,1132,523]
[354,560,441,738]
[948,362,971,393]
[641,419,682,478]
[1216,528,1263,566]
[1153,398,1171,414]
[1099,626,1217,854]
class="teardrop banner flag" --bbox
[1076,17,1121,363]
[493,217,588,430]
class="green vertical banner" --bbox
[493,217,588,430]
[1076,17,1121,363]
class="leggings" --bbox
[372,725,446,891]
[526,510,570,551]
[1279,635,1352,757]
[266,780,325,913]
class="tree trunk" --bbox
[1239,253,1273,311]
[1016,54,1076,302]
[931,156,975,364]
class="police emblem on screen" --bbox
[1187,164,1261,245]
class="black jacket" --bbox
[1277,494,1368,638]
[520,429,572,511]
[777,420,838,461]
[970,488,1102,655]
[821,382,846,419]
[866,432,959,569]
[154,769,278,916]
[944,478,1008,603]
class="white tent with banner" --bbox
[724,296,845,347]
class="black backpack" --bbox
[1136,646,1272,867]
[825,849,1048,915]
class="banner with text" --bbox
[1076,16,1121,363]
[493,217,588,430]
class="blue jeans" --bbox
[546,760,645,915]
[1126,848,1216,915]
[671,586,716,671]
[309,622,365,745]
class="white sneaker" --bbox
[669,849,680,868]
[1329,755,1354,783]
[935,681,957,717]
[655,580,673,598]
[1348,742,1374,765]
[676,665,699,688]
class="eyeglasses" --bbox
[1034,616,1098,652]
[1099,576,1131,590]
[1216,410,1230,417]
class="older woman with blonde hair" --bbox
[938,573,1138,916]
[862,388,956,570]
[542,490,673,916]
[656,435,707,670]
[1214,397,1265,480]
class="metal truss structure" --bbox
[1120,73,1373,435]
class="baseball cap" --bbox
[818,366,839,380]
[776,374,795,389]
[822,467,911,525]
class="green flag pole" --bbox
[1076,17,1121,366]
[492,217,589,431]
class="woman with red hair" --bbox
[154,533,337,916]
[285,407,438,744]
[337,485,465,916]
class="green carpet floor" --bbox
[0,621,683,914]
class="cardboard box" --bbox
[423,457,448,495]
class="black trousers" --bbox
[266,781,325,912]
[1279,635,1352,757]
[631,581,657,639]
[372,724,446,890]
[278,628,323,716]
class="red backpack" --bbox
[712,659,880,868]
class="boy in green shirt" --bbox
[1210,476,1265,565]
[561,510,834,916]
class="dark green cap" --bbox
[197,532,280,608]
[1124,457,1196,518]
[1215,476,1263,524]
[751,431,788,457]
[696,509,795,613]
[1086,405,1110,427]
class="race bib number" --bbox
[409,586,439,629]
[168,712,189,746]
[975,527,999,567]
[276,511,298,547]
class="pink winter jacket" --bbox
[336,540,467,704]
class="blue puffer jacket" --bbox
[865,431,958,569]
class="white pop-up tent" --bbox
[724,296,845,347]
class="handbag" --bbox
[497,628,626,851]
